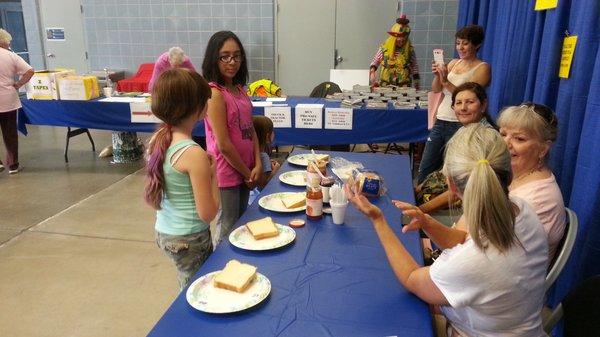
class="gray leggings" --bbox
[156,230,212,291]
[217,185,250,243]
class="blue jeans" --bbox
[217,185,250,243]
[156,230,212,291]
[417,120,463,184]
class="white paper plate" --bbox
[279,170,307,186]
[287,153,328,166]
[258,192,306,212]
[186,271,271,314]
[229,223,296,250]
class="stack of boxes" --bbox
[26,69,100,101]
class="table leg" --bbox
[64,127,96,163]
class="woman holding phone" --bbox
[417,25,491,184]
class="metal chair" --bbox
[545,208,579,291]
[543,275,600,336]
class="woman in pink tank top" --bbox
[202,31,262,243]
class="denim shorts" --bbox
[155,230,213,290]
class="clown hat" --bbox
[387,15,411,37]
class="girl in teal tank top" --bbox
[144,68,219,290]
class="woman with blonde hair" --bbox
[348,124,548,336]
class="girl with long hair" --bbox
[202,31,262,243]
[144,68,219,290]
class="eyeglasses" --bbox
[219,55,242,63]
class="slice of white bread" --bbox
[246,217,279,240]
[213,260,257,293]
[281,193,306,209]
[312,154,330,162]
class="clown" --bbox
[369,15,420,89]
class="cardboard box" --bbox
[26,69,75,100]
[58,76,100,100]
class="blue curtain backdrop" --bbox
[457,0,600,311]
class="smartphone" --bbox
[433,48,445,66]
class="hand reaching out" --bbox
[270,159,280,172]
[392,200,433,234]
[345,184,383,221]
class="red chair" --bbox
[117,63,154,93]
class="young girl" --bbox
[144,68,219,290]
[252,115,280,190]
[202,31,262,243]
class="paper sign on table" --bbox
[295,104,323,129]
[266,97,287,102]
[130,101,161,123]
[252,101,273,107]
[325,108,353,130]
[264,106,292,128]
[559,36,578,79]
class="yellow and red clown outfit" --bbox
[370,15,420,89]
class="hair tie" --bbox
[165,124,172,130]
[477,159,489,165]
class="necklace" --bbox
[513,166,542,182]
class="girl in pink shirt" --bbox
[202,31,261,243]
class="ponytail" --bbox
[462,159,515,252]
[444,124,517,253]
[144,124,172,210]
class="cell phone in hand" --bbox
[433,49,445,66]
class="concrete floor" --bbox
[0,126,177,337]
[0,127,412,337]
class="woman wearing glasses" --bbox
[202,31,261,244]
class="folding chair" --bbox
[545,208,578,291]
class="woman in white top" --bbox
[417,25,491,184]
[348,124,548,337]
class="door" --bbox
[0,2,29,63]
[39,0,89,73]
[335,0,400,69]
[275,0,335,96]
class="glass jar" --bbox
[306,185,323,220]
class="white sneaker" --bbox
[0,164,4,172]
[9,166,21,174]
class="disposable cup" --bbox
[330,201,348,225]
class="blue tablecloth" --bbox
[147,150,433,337]
[18,97,428,145]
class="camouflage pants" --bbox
[155,230,213,291]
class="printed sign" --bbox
[325,108,353,130]
[264,106,292,128]
[535,0,558,11]
[295,104,323,129]
[559,36,578,78]
[130,101,161,123]
[46,28,65,41]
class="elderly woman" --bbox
[348,124,548,336]
[148,47,196,92]
[498,103,566,259]
[0,29,34,174]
